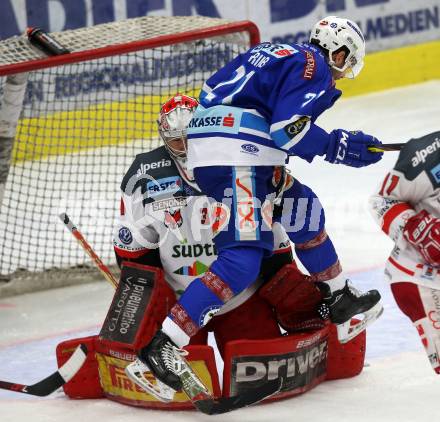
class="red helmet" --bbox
[158,94,199,158]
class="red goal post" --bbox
[0,16,260,296]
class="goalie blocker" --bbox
[56,262,366,409]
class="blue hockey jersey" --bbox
[187,42,342,168]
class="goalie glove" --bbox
[403,209,440,267]
[259,264,326,332]
[325,129,383,168]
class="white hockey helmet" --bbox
[158,94,199,158]
[309,16,365,79]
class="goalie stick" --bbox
[61,213,281,414]
[0,344,88,396]
[59,213,118,288]
[189,379,281,415]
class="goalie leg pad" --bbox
[222,324,365,400]
[222,327,330,400]
[56,335,103,399]
[96,343,221,409]
[326,322,366,380]
[208,292,281,358]
[124,358,177,402]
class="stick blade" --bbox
[193,378,282,415]
[0,344,88,397]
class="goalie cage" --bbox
[0,16,259,297]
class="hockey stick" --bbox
[369,131,440,152]
[0,344,88,396]
[189,379,282,415]
[368,143,405,152]
[59,213,118,288]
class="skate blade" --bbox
[337,302,384,344]
[172,350,212,400]
[124,359,176,402]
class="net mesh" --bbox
[0,16,252,294]
[0,16,248,66]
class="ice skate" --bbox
[317,280,383,344]
[125,330,186,402]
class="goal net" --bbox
[0,16,259,296]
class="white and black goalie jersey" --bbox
[370,131,440,282]
[114,146,290,299]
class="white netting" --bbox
[0,16,250,68]
[0,16,255,297]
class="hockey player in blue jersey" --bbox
[134,16,384,395]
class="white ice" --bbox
[1,81,440,422]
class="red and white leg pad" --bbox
[56,336,104,399]
[391,281,440,374]
[57,325,365,406]
[56,264,366,407]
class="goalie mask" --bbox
[158,94,199,159]
[310,16,365,79]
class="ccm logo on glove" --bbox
[326,129,383,168]
[336,131,350,161]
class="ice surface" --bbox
[1,81,440,421]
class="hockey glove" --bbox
[259,264,326,332]
[325,129,383,168]
[404,209,440,267]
